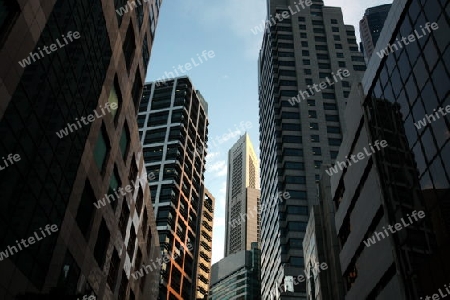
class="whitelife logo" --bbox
[18,31,80,68]
[0,153,21,171]
[251,0,313,34]
[0,224,59,261]
[55,102,118,139]
[414,104,450,130]
[154,50,215,87]
[288,69,350,106]
[376,22,439,58]
[325,140,388,176]
[363,211,425,247]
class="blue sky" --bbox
[145,0,390,264]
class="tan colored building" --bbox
[224,133,261,256]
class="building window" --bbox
[282,135,303,143]
[94,125,110,173]
[314,36,326,42]
[334,35,341,41]
[331,19,338,24]
[123,24,136,71]
[285,162,305,170]
[76,181,96,238]
[331,151,339,159]
[304,69,312,75]
[342,81,350,87]
[353,65,366,71]
[120,123,130,160]
[310,123,319,130]
[319,63,331,69]
[303,59,310,65]
[335,43,343,49]
[308,110,317,118]
[325,114,340,122]
[301,41,308,47]
[351,56,365,62]
[312,147,322,155]
[314,160,322,168]
[108,76,122,123]
[305,78,313,85]
[109,167,121,210]
[323,93,336,99]
[323,103,337,110]
[327,126,341,133]
[286,176,306,184]
[311,135,320,142]
[336,52,344,58]
[313,28,325,33]
[119,200,130,238]
[288,222,307,231]
[299,24,306,30]
[302,50,310,56]
[339,61,346,67]
[107,249,121,289]
[300,32,307,38]
[127,225,137,258]
[307,100,316,106]
[132,70,143,112]
[94,219,110,269]
[291,257,304,267]
[329,138,342,146]
[135,188,144,215]
[317,53,329,60]
[332,27,339,32]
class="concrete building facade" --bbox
[258,0,366,298]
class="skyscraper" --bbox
[0,0,162,299]
[359,4,392,63]
[328,0,450,298]
[137,76,210,299]
[224,133,261,256]
[194,188,215,300]
[258,0,366,298]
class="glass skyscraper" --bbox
[0,0,162,299]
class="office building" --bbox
[258,0,366,298]
[329,0,449,298]
[0,0,162,299]
[209,242,261,300]
[359,4,392,63]
[303,185,344,300]
[194,188,215,300]
[224,133,261,256]
[137,77,210,299]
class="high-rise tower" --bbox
[0,0,162,299]
[359,4,392,63]
[137,76,210,299]
[258,0,366,298]
[224,133,261,257]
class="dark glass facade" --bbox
[366,0,449,296]
[0,0,162,299]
